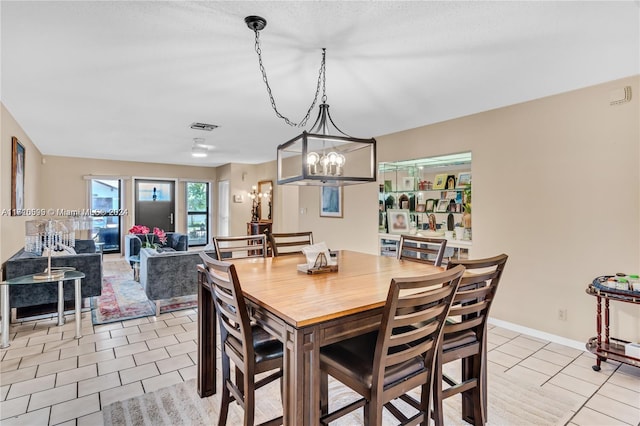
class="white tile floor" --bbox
[1,256,639,425]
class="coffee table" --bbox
[1,270,85,348]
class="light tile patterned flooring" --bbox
[1,255,639,425]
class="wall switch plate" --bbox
[233,194,244,203]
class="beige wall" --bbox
[38,155,217,247]
[299,183,379,254]
[215,162,277,237]
[301,76,639,343]
[1,104,44,266]
[385,76,639,343]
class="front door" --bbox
[134,179,175,232]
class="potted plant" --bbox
[462,183,472,229]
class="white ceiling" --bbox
[2,1,639,167]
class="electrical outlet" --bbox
[558,308,567,321]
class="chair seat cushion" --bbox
[320,332,425,389]
[442,330,477,352]
[227,325,283,364]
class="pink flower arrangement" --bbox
[128,225,150,235]
[153,227,167,245]
[128,225,167,248]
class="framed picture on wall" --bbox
[457,172,471,188]
[387,209,410,235]
[320,186,343,218]
[433,174,447,190]
[11,137,25,216]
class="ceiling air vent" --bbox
[190,122,219,131]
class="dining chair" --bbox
[213,235,268,260]
[266,230,314,256]
[319,265,465,425]
[433,254,508,426]
[199,252,283,426]
[398,235,448,266]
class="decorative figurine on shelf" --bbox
[447,213,455,231]
[428,213,437,231]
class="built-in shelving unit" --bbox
[378,152,472,231]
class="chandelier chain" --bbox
[253,29,326,127]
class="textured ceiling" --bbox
[1,1,639,167]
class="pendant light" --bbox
[245,16,376,186]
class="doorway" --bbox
[134,179,175,232]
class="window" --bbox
[137,182,172,201]
[90,179,122,253]
[186,182,209,246]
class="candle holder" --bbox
[25,218,76,281]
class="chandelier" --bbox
[245,16,377,186]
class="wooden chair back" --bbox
[444,254,509,347]
[198,252,254,373]
[213,235,267,260]
[432,254,508,425]
[398,235,448,266]
[372,265,464,398]
[266,231,314,256]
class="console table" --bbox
[247,221,272,236]
[1,270,85,348]
[585,281,640,371]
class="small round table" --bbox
[1,270,85,348]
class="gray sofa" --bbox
[139,247,215,315]
[3,239,103,315]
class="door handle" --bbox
[170,213,174,225]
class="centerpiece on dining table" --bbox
[297,242,338,274]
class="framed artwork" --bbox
[11,137,25,216]
[387,209,410,234]
[433,174,447,190]
[425,199,435,212]
[446,175,456,189]
[401,177,415,191]
[415,203,426,213]
[457,172,471,188]
[320,186,343,218]
[435,199,450,213]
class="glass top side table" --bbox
[1,270,85,348]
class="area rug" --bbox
[91,276,197,324]
[103,370,579,425]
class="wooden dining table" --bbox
[197,250,442,425]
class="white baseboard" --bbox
[488,317,586,352]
